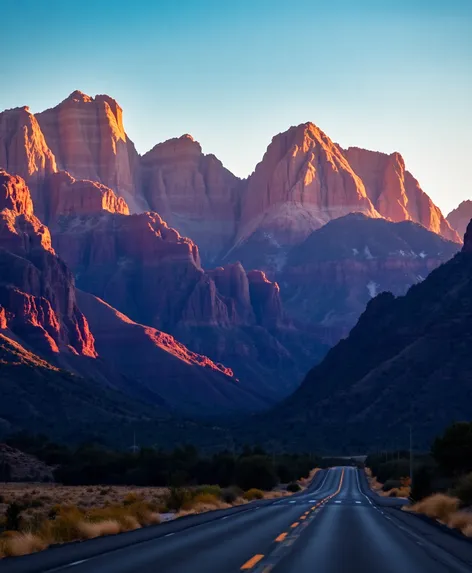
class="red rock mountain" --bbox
[50,208,324,399]
[35,91,145,212]
[0,106,56,195]
[0,171,273,417]
[141,134,241,262]
[234,123,379,250]
[0,170,96,356]
[41,171,130,224]
[342,147,459,243]
[447,200,472,239]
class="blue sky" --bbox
[2,0,471,214]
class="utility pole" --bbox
[409,424,414,492]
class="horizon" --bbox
[2,0,471,215]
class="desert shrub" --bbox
[407,494,459,521]
[195,485,222,498]
[185,493,221,509]
[287,482,301,493]
[2,533,47,557]
[221,486,242,504]
[78,519,121,539]
[411,465,434,501]
[451,473,472,507]
[243,488,264,501]
[5,502,23,531]
[382,479,402,492]
[123,492,142,506]
[235,456,278,491]
[42,506,86,543]
[165,487,193,511]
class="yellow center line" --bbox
[300,516,306,520]
[241,554,265,570]
[275,532,288,542]
[291,521,299,528]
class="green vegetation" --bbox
[5,433,320,490]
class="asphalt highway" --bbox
[5,467,472,573]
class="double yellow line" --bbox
[241,469,345,570]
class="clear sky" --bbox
[2,0,471,214]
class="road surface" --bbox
[5,467,472,573]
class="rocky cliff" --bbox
[0,171,96,356]
[141,134,241,262]
[229,123,380,267]
[343,147,459,243]
[447,200,472,239]
[0,106,56,197]
[254,217,472,452]
[280,213,460,345]
[36,91,144,212]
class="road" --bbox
[5,467,472,573]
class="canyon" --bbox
[0,90,465,444]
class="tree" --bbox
[432,422,472,476]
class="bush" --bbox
[382,479,402,492]
[243,489,264,501]
[287,483,301,493]
[407,494,459,521]
[451,473,472,507]
[221,486,242,504]
[2,533,47,557]
[5,502,23,531]
[165,487,193,511]
[235,456,278,491]
[195,485,222,498]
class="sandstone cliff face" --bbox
[0,171,96,357]
[447,201,472,240]
[0,107,56,194]
[343,147,459,243]
[141,135,241,262]
[42,171,129,223]
[280,213,460,345]
[233,123,379,251]
[51,210,319,398]
[36,91,144,212]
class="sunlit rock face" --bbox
[141,134,242,263]
[0,171,96,357]
[342,147,459,243]
[0,106,57,196]
[36,91,145,212]
[42,171,129,224]
[233,123,379,249]
[447,201,472,241]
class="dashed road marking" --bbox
[241,554,265,570]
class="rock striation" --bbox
[0,171,96,356]
[141,134,241,262]
[36,91,144,211]
[42,171,129,223]
[232,123,380,254]
[0,107,56,196]
[342,147,459,242]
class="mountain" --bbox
[36,91,145,212]
[141,134,242,263]
[447,200,472,239]
[225,123,381,270]
[50,208,326,400]
[0,170,271,421]
[280,213,460,344]
[342,147,459,243]
[0,333,228,448]
[256,219,472,452]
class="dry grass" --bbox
[0,468,319,560]
[404,493,460,521]
[1,533,47,557]
[405,494,472,538]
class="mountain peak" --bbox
[65,90,94,103]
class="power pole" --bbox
[409,424,414,491]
